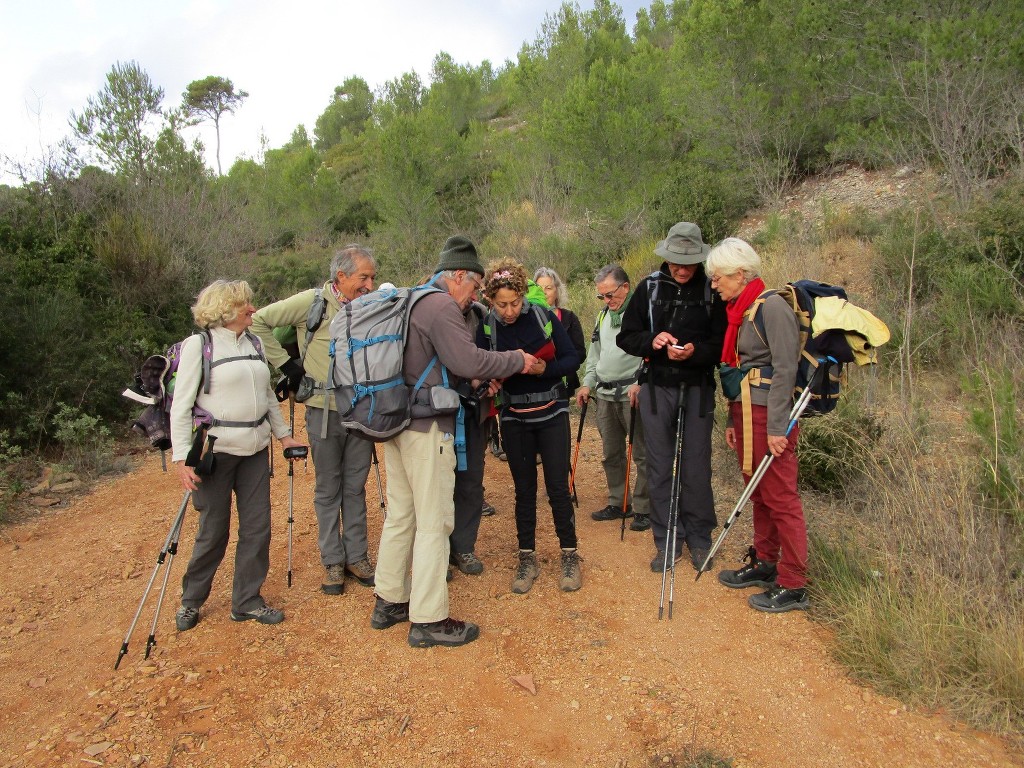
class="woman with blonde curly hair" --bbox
[477,259,583,594]
[170,279,305,631]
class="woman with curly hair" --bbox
[477,259,583,594]
[533,266,586,395]
[171,279,305,631]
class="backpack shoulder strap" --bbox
[200,329,214,394]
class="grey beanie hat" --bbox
[654,222,711,265]
[435,235,484,275]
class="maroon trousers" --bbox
[729,402,807,588]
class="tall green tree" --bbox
[70,60,165,182]
[183,76,248,175]
[313,77,374,152]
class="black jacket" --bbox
[616,263,727,388]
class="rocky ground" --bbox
[0,398,1019,768]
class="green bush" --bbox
[798,399,883,495]
[51,403,119,477]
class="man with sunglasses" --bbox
[575,265,650,532]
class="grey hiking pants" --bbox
[594,396,649,515]
[180,448,272,613]
[640,383,717,554]
[305,406,373,567]
[450,413,489,555]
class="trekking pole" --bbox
[659,384,687,620]
[144,498,190,660]
[620,403,637,542]
[569,398,588,507]
[371,445,386,518]
[283,445,309,587]
[115,491,191,670]
[695,360,832,580]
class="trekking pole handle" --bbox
[576,398,588,442]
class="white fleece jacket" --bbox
[170,325,290,462]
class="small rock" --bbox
[84,741,113,756]
[511,675,536,695]
[50,480,82,493]
[29,497,60,508]
[28,677,46,688]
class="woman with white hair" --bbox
[705,238,809,613]
[171,279,305,631]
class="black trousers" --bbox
[501,411,577,551]
[450,413,489,555]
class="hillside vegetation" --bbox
[0,0,1022,743]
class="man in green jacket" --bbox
[251,245,377,595]
[576,264,650,531]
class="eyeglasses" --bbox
[596,283,626,301]
[709,273,734,284]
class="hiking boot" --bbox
[650,548,683,573]
[510,550,540,594]
[559,550,582,592]
[322,563,345,595]
[175,606,200,632]
[629,513,651,532]
[346,557,375,587]
[231,603,285,624]
[450,551,484,575]
[748,586,809,613]
[689,547,713,573]
[718,547,777,589]
[591,504,629,522]
[408,617,480,648]
[481,500,496,516]
[370,596,410,630]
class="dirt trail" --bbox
[0,403,1018,768]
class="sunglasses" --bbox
[596,283,626,300]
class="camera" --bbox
[458,380,492,410]
[283,445,309,460]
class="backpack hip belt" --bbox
[595,376,636,400]
[504,383,566,407]
[209,412,270,429]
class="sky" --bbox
[0,0,648,181]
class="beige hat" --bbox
[655,222,711,265]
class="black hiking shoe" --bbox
[650,548,683,573]
[408,617,480,648]
[718,547,778,589]
[230,603,285,624]
[591,504,630,522]
[748,586,809,613]
[450,551,484,575]
[689,546,713,573]
[629,513,651,532]
[175,606,200,632]
[370,596,410,630]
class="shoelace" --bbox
[561,552,580,576]
[515,557,535,579]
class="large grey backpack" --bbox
[328,282,459,441]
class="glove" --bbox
[280,358,305,389]
[275,358,305,401]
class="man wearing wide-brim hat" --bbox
[616,221,728,574]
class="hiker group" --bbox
[126,221,889,653]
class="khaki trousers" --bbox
[375,423,456,624]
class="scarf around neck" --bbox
[608,289,633,328]
[722,277,766,366]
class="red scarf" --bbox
[722,278,765,366]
